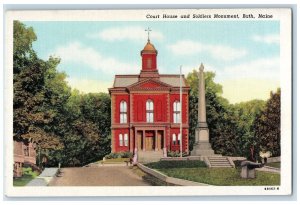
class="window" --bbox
[119,134,123,146]
[120,101,127,123]
[24,146,29,156]
[172,133,181,146]
[177,133,181,145]
[172,134,177,145]
[124,134,128,146]
[146,100,154,123]
[173,101,181,123]
[147,58,152,68]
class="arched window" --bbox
[124,134,128,146]
[120,101,127,123]
[146,100,154,123]
[172,134,177,145]
[173,101,181,123]
[119,134,123,146]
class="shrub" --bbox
[167,151,189,157]
[119,151,133,158]
[145,160,206,169]
[105,152,133,159]
[105,152,119,159]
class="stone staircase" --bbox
[206,156,234,168]
[138,151,164,163]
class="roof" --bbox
[114,75,139,87]
[113,74,188,88]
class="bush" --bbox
[105,152,119,159]
[167,151,189,157]
[119,151,133,158]
[145,160,206,169]
[105,151,133,159]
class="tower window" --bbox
[173,101,181,123]
[146,100,154,123]
[147,58,152,69]
[120,101,127,123]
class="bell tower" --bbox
[140,27,159,78]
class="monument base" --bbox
[191,141,217,156]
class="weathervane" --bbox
[145,27,152,42]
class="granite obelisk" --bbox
[191,63,215,156]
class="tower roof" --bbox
[141,40,158,55]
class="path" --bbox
[256,166,280,174]
[26,168,59,186]
[49,166,150,186]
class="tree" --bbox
[187,70,241,156]
[234,100,266,159]
[253,89,281,157]
[13,21,63,150]
[13,21,112,167]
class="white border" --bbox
[4,8,292,197]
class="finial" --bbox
[145,27,152,42]
[199,63,204,72]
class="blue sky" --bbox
[24,21,280,103]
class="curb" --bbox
[137,163,210,186]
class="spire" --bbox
[145,27,152,42]
[198,63,207,128]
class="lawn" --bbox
[266,162,281,169]
[13,167,39,186]
[159,167,280,186]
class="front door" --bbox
[145,137,154,151]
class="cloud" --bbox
[168,40,247,61]
[66,77,111,93]
[51,42,139,74]
[222,57,280,80]
[87,26,164,42]
[220,79,280,104]
[252,34,280,44]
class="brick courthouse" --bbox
[109,38,190,156]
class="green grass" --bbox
[158,167,280,186]
[266,162,281,168]
[13,167,39,186]
[145,160,207,169]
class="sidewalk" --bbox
[26,168,59,186]
[256,166,280,174]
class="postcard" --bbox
[4,8,292,197]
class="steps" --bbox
[207,156,234,168]
[138,151,163,163]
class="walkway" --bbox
[26,168,59,186]
[49,166,150,186]
[256,166,280,174]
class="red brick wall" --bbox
[142,53,157,70]
[170,94,188,124]
[132,94,167,123]
[169,128,189,152]
[113,128,130,152]
[114,94,130,123]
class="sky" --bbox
[24,21,280,104]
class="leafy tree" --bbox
[13,21,63,150]
[234,100,265,159]
[14,21,112,167]
[253,89,281,157]
[187,70,241,156]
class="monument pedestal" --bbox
[191,128,217,156]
